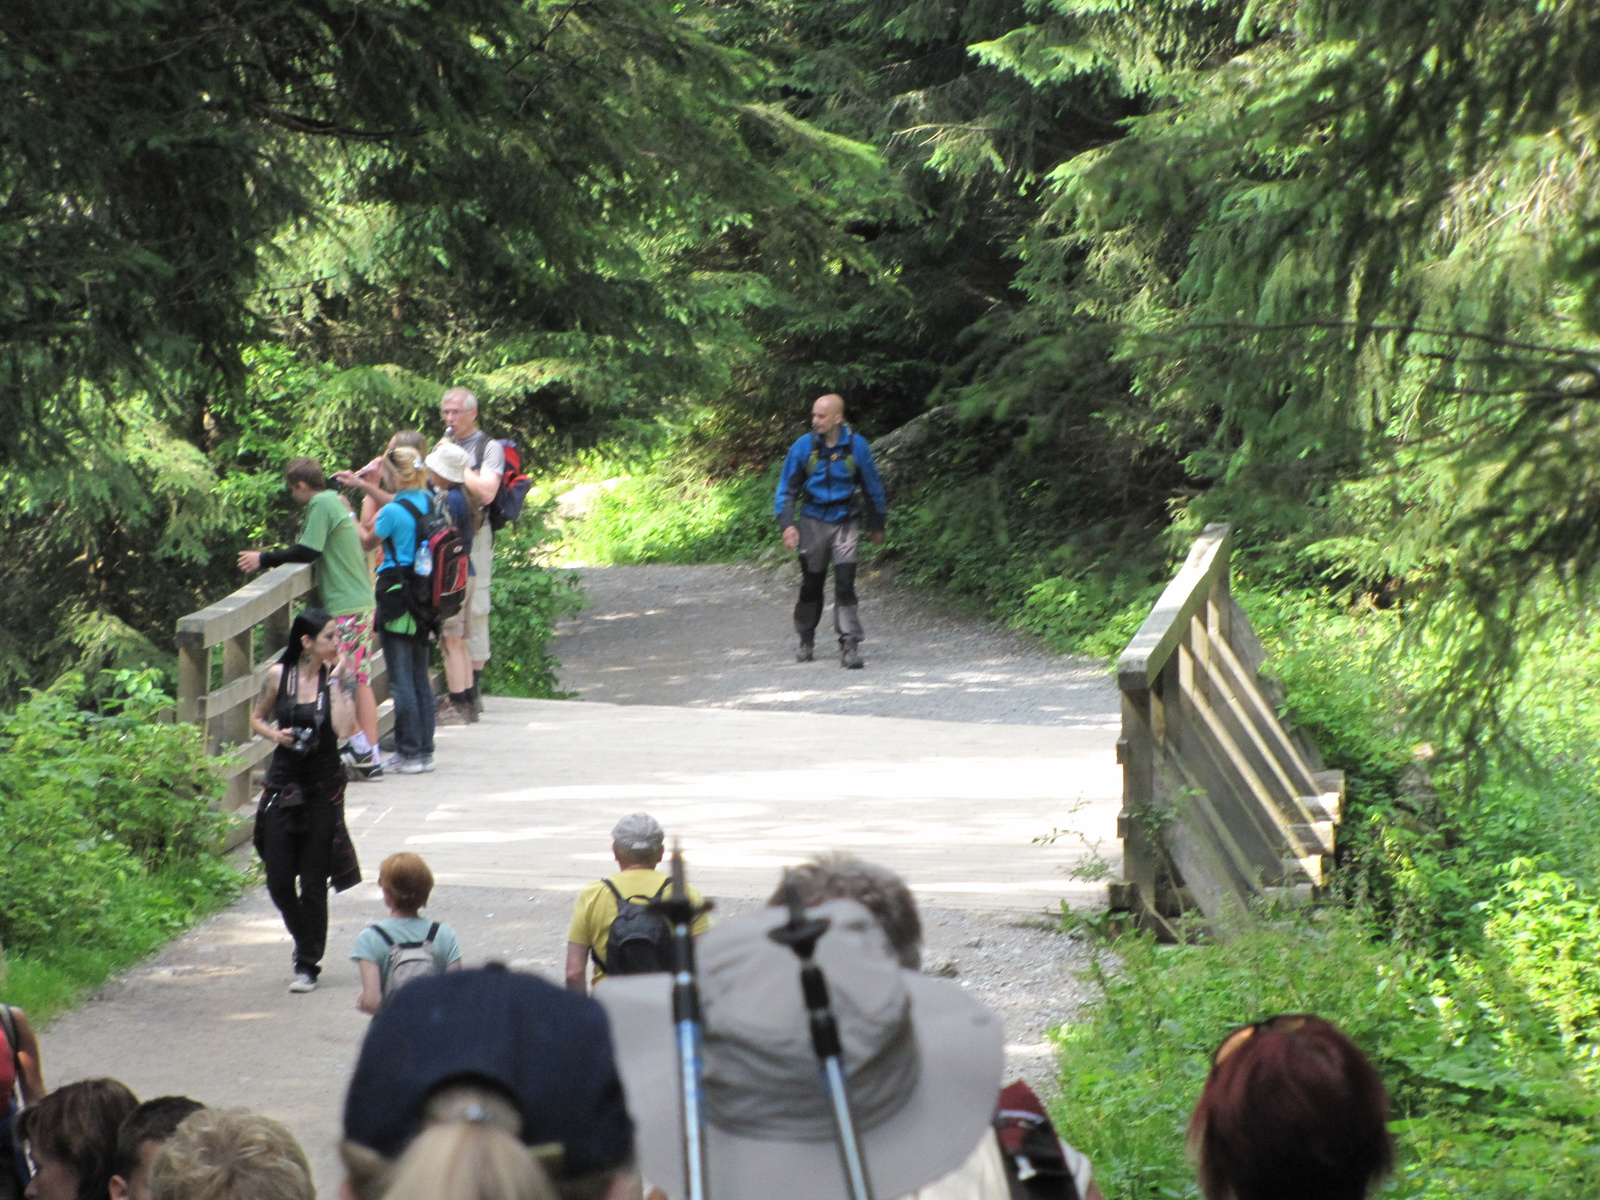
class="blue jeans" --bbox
[382,632,435,761]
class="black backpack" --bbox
[382,495,469,633]
[593,879,674,975]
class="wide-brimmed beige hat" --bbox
[597,899,1003,1200]
[425,440,470,484]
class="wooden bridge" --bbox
[1109,524,1343,935]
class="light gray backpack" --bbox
[370,922,441,1001]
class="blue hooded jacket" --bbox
[774,426,888,530]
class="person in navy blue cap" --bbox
[340,966,638,1200]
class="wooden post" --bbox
[221,629,253,814]
[176,638,207,726]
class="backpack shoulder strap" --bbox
[601,877,626,903]
[652,878,674,900]
[0,1004,18,1073]
[424,921,441,945]
[370,924,395,947]
[395,496,424,522]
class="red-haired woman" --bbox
[1189,1014,1394,1200]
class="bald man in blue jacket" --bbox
[774,394,888,669]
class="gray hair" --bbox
[769,853,922,970]
[442,386,479,413]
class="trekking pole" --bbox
[768,873,875,1200]
[653,842,714,1200]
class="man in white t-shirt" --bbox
[441,387,504,714]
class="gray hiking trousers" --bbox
[795,516,863,645]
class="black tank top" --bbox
[265,663,340,787]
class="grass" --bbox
[541,444,780,566]
[1,859,247,1023]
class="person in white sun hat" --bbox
[597,898,1004,1200]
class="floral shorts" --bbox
[332,611,375,687]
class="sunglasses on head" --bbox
[1212,1014,1313,1067]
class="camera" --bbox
[287,725,318,755]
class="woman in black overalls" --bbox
[250,606,359,993]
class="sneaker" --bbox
[288,972,318,994]
[341,747,384,781]
[796,640,814,663]
[840,643,864,670]
[420,756,436,773]
[394,757,426,775]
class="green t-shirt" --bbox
[300,489,373,616]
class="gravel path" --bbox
[553,561,1119,1088]
[554,560,1120,727]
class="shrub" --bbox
[0,670,235,957]
[481,507,586,698]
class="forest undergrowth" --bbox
[0,672,246,1021]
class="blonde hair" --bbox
[342,1085,557,1200]
[389,430,428,454]
[385,446,428,492]
[147,1108,313,1200]
[379,853,435,915]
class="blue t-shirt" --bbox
[351,917,462,988]
[373,489,433,571]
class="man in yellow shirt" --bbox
[565,813,711,995]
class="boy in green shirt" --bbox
[238,456,382,776]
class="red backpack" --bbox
[391,496,470,632]
[486,440,533,531]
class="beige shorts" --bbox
[467,524,493,663]
[440,576,475,642]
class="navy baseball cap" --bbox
[342,967,634,1176]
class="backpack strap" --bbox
[802,427,859,510]
[424,921,440,946]
[591,878,627,972]
[370,925,396,947]
[383,496,427,568]
[0,1005,19,1083]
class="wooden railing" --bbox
[1109,524,1344,937]
[176,564,404,846]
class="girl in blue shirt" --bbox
[363,446,437,773]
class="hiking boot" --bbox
[796,639,815,663]
[288,972,318,994]
[840,642,864,669]
[435,695,467,726]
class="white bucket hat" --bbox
[597,899,1003,1200]
[425,440,470,484]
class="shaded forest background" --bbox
[5,2,1600,1195]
